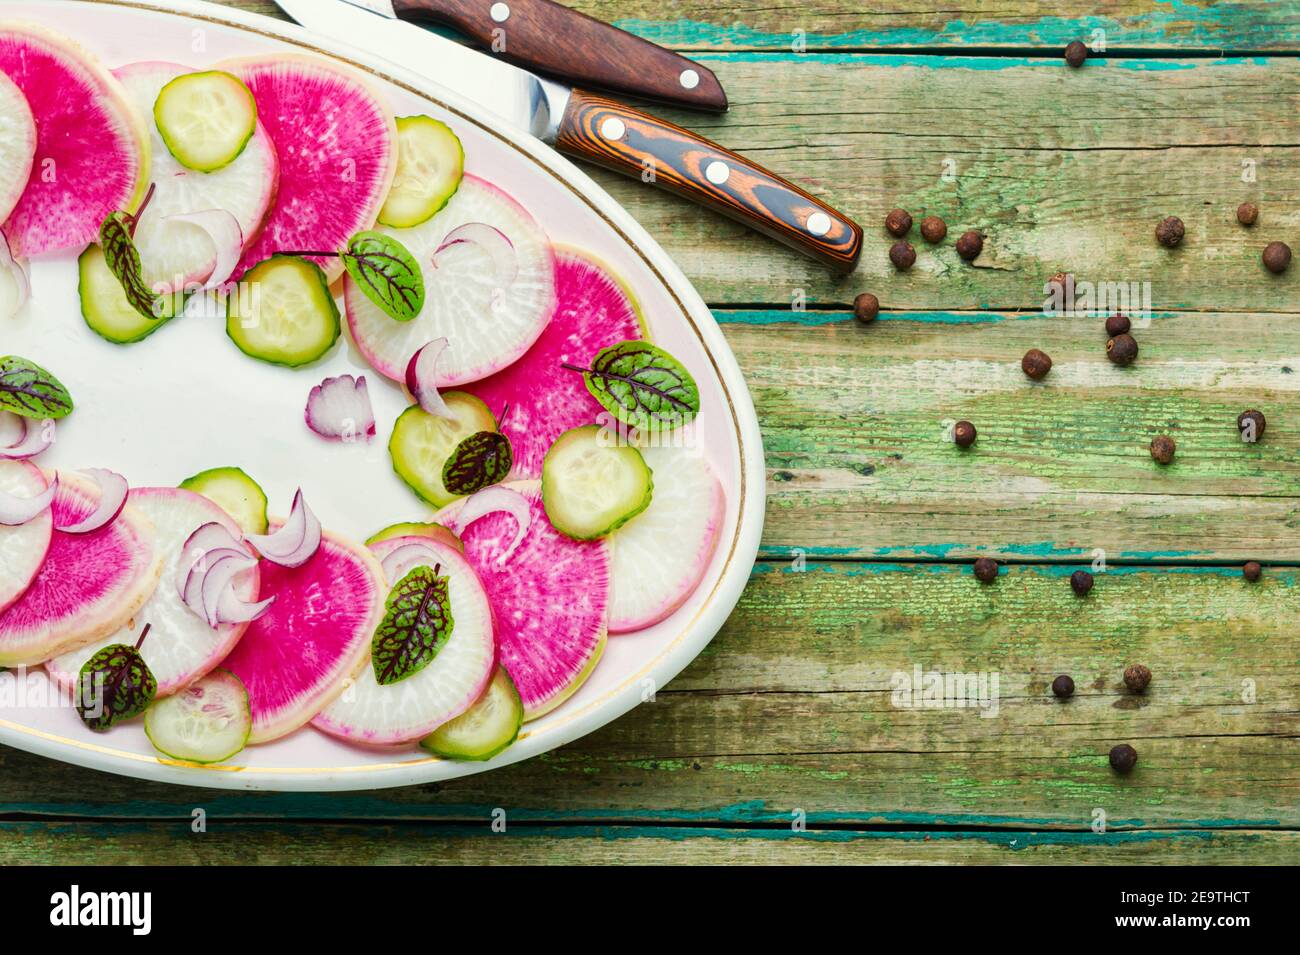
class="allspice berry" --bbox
[1070,570,1094,596]
[1237,201,1259,226]
[1107,333,1139,365]
[889,241,916,271]
[1064,40,1088,68]
[1149,435,1176,465]
[1155,216,1185,248]
[973,557,999,584]
[1047,271,1074,294]
[1021,348,1052,380]
[885,208,913,238]
[1109,743,1138,774]
[1243,561,1263,582]
[1237,409,1266,443]
[953,420,977,448]
[1123,664,1152,693]
[919,215,947,243]
[1105,313,1131,337]
[1263,241,1291,274]
[853,292,880,324]
[955,231,983,261]
[1051,675,1076,698]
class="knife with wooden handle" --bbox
[272,0,864,271]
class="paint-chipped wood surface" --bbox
[1,0,1296,865]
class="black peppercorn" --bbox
[1064,40,1088,68]
[973,557,999,584]
[1105,313,1131,337]
[889,241,916,271]
[1123,664,1152,693]
[1237,409,1266,443]
[1263,241,1291,274]
[919,215,947,243]
[1155,216,1185,248]
[1051,674,1075,698]
[955,231,983,261]
[1107,333,1138,366]
[885,209,913,238]
[1021,348,1052,380]
[1149,435,1176,465]
[1070,570,1094,596]
[953,420,977,448]
[1237,202,1259,226]
[853,292,879,324]
[1109,743,1138,773]
[1243,561,1262,582]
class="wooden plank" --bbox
[1,821,1292,864]
[3,563,1296,832]
[723,308,1300,561]
[219,0,1300,53]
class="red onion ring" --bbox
[55,468,128,534]
[0,229,30,318]
[305,374,376,442]
[246,489,321,568]
[162,209,244,291]
[432,222,517,287]
[404,338,453,418]
[448,485,530,565]
[0,472,56,526]
[379,540,444,583]
[0,413,54,460]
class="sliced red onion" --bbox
[449,485,530,565]
[162,209,244,291]
[215,585,275,626]
[176,521,260,627]
[379,540,443,583]
[0,413,54,460]
[305,374,376,442]
[55,468,128,534]
[200,553,258,627]
[176,521,249,593]
[0,472,56,526]
[246,489,321,568]
[432,222,517,287]
[0,229,31,319]
[404,338,452,418]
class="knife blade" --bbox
[271,0,863,271]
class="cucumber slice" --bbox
[226,256,340,367]
[542,425,653,540]
[378,115,464,229]
[365,521,464,551]
[178,466,269,535]
[154,70,257,173]
[144,669,251,764]
[78,244,184,344]
[420,666,522,761]
[389,393,496,507]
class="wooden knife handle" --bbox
[556,91,862,272]
[392,0,727,112]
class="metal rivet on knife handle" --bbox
[600,117,626,141]
[705,161,730,185]
[680,69,700,89]
[807,212,831,237]
[489,2,510,22]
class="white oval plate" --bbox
[0,0,764,790]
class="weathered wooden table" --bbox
[4,0,1298,864]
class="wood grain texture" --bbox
[556,90,863,270]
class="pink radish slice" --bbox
[404,339,453,419]
[245,489,321,567]
[114,62,278,294]
[0,472,161,668]
[55,468,127,535]
[467,249,645,477]
[0,25,147,257]
[0,461,52,615]
[313,535,495,746]
[436,481,607,720]
[442,485,531,565]
[0,71,34,225]
[0,413,53,460]
[222,525,386,743]
[305,374,376,442]
[47,488,258,698]
[219,54,397,283]
[346,175,555,385]
[607,445,726,633]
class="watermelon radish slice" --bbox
[221,525,386,743]
[0,71,35,226]
[0,23,148,257]
[468,248,646,477]
[0,471,161,667]
[218,54,397,283]
[313,534,495,745]
[607,445,725,633]
[0,461,52,615]
[45,488,260,697]
[436,481,607,720]
[346,175,555,386]
[114,62,278,294]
